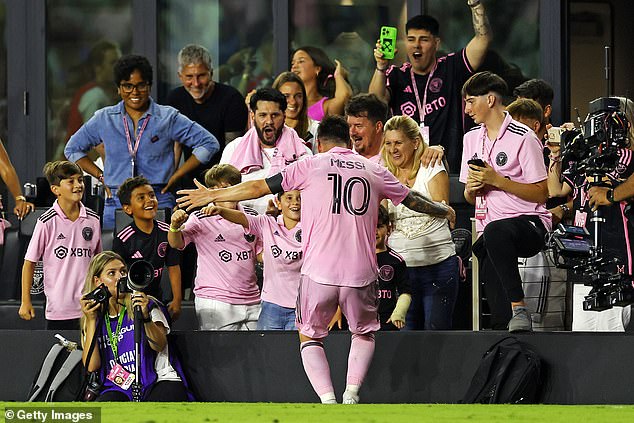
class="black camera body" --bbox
[552,96,634,312]
[83,284,111,305]
[117,260,154,294]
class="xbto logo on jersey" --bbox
[271,245,282,258]
[219,250,232,263]
[54,246,68,259]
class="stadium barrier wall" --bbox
[2,330,633,404]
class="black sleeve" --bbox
[394,259,412,296]
[165,245,182,267]
[265,173,284,195]
[224,91,248,133]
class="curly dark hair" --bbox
[113,54,153,85]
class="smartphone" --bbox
[379,26,398,60]
[467,158,485,167]
[546,127,563,145]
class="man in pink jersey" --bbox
[168,164,262,330]
[459,71,551,332]
[177,115,454,404]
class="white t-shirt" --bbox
[388,162,455,267]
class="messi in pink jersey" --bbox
[176,115,455,404]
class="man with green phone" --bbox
[370,0,492,173]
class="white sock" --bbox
[319,392,337,404]
[345,384,360,395]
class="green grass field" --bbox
[3,403,634,423]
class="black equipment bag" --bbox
[27,342,85,402]
[462,337,542,404]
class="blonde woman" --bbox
[80,251,192,401]
[382,115,459,330]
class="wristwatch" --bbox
[606,188,616,203]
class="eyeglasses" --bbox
[119,82,151,93]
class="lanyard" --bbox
[105,307,126,363]
[122,115,150,175]
[480,129,499,164]
[410,61,437,124]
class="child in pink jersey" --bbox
[176,115,455,404]
[168,164,262,330]
[19,161,102,330]
[202,190,302,330]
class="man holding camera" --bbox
[562,97,634,331]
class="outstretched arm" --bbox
[465,0,492,71]
[401,190,456,227]
[177,178,272,211]
[201,205,249,229]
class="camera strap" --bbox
[105,306,127,363]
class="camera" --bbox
[561,97,630,178]
[552,96,634,311]
[83,284,111,305]
[117,260,154,294]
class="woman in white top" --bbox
[382,115,459,330]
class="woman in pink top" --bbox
[291,46,352,121]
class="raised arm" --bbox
[464,0,492,71]
[369,41,391,103]
[201,205,249,229]
[323,60,353,117]
[177,178,272,211]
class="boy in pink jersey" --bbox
[177,115,454,404]
[168,164,262,330]
[201,190,302,330]
[459,71,551,332]
[19,161,102,330]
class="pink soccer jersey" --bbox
[24,201,102,320]
[280,147,410,287]
[246,214,302,308]
[180,206,262,305]
[459,112,552,233]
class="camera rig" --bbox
[550,96,634,311]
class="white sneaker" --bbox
[342,391,359,404]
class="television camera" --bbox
[550,96,634,311]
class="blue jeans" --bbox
[103,189,175,230]
[405,255,460,330]
[257,301,297,330]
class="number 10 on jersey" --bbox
[327,173,371,215]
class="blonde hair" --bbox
[80,251,133,336]
[381,115,426,181]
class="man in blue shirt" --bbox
[65,54,219,229]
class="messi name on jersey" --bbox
[330,158,366,170]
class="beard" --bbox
[256,124,284,147]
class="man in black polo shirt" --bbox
[369,0,492,172]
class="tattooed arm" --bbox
[401,190,456,228]
[465,0,492,71]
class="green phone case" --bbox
[379,26,397,60]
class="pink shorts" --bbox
[296,275,379,339]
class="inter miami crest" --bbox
[82,227,93,241]
[496,152,508,167]
[294,229,302,243]
[379,265,394,281]
[244,233,256,243]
